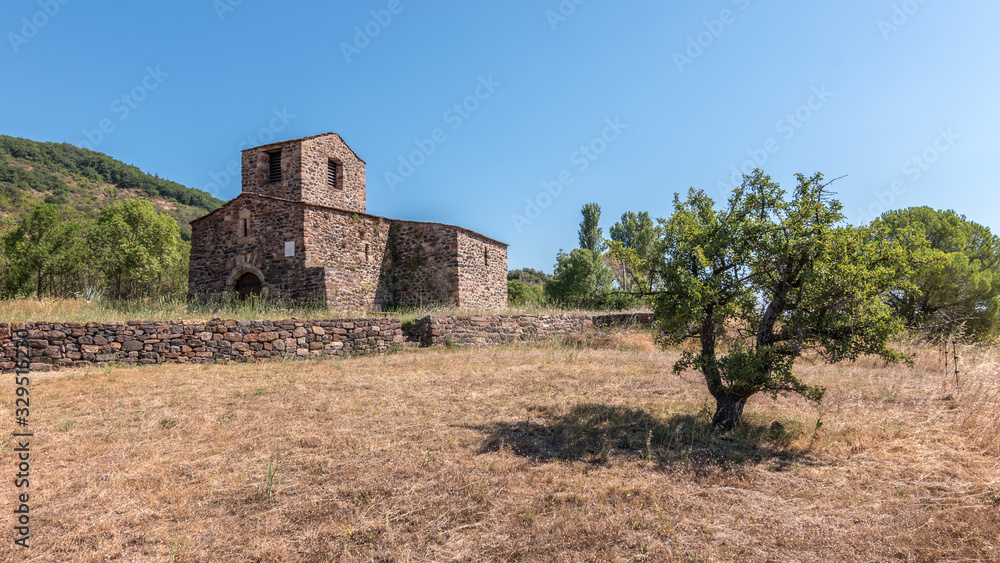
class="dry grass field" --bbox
[0,297,587,324]
[2,331,998,561]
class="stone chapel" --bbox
[188,132,507,309]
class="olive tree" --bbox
[655,171,918,429]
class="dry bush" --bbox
[1,336,998,562]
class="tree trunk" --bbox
[711,393,747,431]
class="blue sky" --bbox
[3,0,997,271]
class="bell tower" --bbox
[240,132,366,213]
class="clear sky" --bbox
[3,1,997,271]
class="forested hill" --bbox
[0,134,224,238]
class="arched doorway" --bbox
[233,272,262,299]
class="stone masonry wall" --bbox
[0,319,407,372]
[189,195,325,301]
[410,313,654,347]
[304,207,389,310]
[241,140,303,201]
[0,314,654,373]
[377,221,461,307]
[457,230,508,309]
[192,195,508,310]
[239,133,365,213]
[300,134,366,213]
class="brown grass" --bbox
[2,333,998,561]
[0,297,328,324]
[0,297,633,324]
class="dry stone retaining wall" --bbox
[410,313,654,347]
[0,313,655,373]
[0,319,406,372]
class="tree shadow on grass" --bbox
[466,403,821,470]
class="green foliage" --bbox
[655,170,918,429]
[609,211,656,258]
[873,207,1000,339]
[0,135,223,212]
[507,267,551,286]
[607,210,658,293]
[591,291,641,311]
[578,203,605,253]
[545,248,614,307]
[544,203,642,310]
[0,159,69,211]
[0,199,190,300]
[507,279,547,306]
[90,200,187,299]
[1,204,91,298]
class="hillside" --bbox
[0,134,224,239]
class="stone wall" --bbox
[189,195,325,301]
[192,131,508,311]
[0,319,407,372]
[377,221,460,307]
[304,207,389,310]
[300,134,366,213]
[241,141,303,201]
[409,313,654,347]
[456,230,508,309]
[0,314,655,373]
